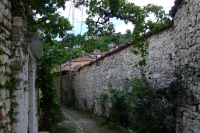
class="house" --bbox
[108,43,119,51]
[91,50,108,58]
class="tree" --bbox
[63,34,84,48]
[74,0,171,65]
[13,0,72,44]
[125,29,132,40]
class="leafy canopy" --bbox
[27,0,72,43]
[74,0,171,65]
[26,0,171,65]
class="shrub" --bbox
[97,76,187,133]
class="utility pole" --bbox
[69,34,73,91]
[60,38,65,103]
[69,34,72,75]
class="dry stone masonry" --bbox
[71,0,200,133]
[0,0,12,132]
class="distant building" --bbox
[91,50,108,58]
[61,57,94,71]
[73,44,81,48]
[108,43,120,51]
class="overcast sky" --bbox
[57,0,175,38]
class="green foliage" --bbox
[71,48,83,59]
[0,47,3,55]
[81,98,87,111]
[97,76,187,133]
[63,34,84,48]
[96,93,109,117]
[4,72,18,125]
[64,86,76,108]
[16,0,170,65]
[108,89,130,127]
[22,59,27,66]
[11,0,72,44]
[82,39,97,53]
[4,72,17,97]
[36,43,68,131]
[74,0,171,65]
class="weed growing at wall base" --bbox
[97,76,188,133]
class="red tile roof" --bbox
[71,57,94,62]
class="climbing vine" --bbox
[4,72,18,125]
[36,43,68,131]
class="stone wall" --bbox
[0,0,40,133]
[73,28,174,114]
[72,0,200,132]
[0,0,12,132]
[173,0,200,132]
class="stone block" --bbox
[8,1,11,10]
[12,26,22,34]
[0,74,8,87]
[12,17,23,27]
[12,89,23,98]
[191,16,197,26]
[8,12,12,21]
[197,12,200,23]
[12,34,21,41]
[0,109,3,119]
[4,100,10,114]
[6,89,10,98]
[2,8,9,16]
[15,79,23,90]
[12,41,22,47]
[10,58,23,70]
[14,47,24,57]
[14,71,23,80]
[2,0,8,7]
[0,89,6,99]
[2,27,10,37]
[0,12,3,23]
[0,2,5,13]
